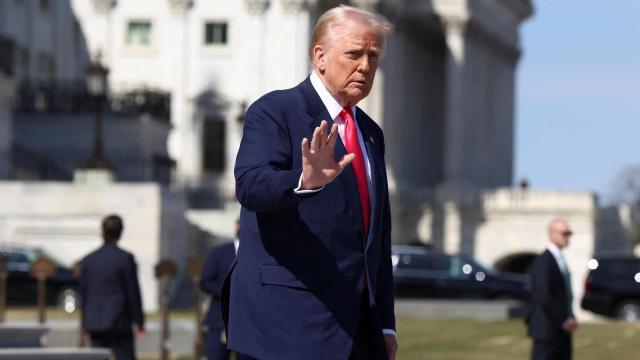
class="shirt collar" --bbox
[310,71,355,123]
[546,242,562,257]
[546,241,567,271]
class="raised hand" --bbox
[301,120,355,190]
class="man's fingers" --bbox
[337,153,356,170]
[310,127,320,153]
[327,124,339,149]
[301,137,311,158]
[318,121,328,150]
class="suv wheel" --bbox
[615,300,640,322]
[56,287,79,314]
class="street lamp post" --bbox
[84,54,110,169]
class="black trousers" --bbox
[349,289,389,360]
[532,335,572,360]
[90,330,135,360]
[205,328,231,360]
[349,292,375,360]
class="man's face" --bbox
[549,220,573,249]
[314,24,382,107]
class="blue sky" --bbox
[515,0,640,202]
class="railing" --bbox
[0,36,14,76]
[110,87,171,122]
[11,144,73,181]
[14,82,171,121]
[187,182,233,209]
[11,145,176,184]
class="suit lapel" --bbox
[299,79,365,238]
[544,250,566,289]
[356,108,384,249]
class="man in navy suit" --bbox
[225,5,397,360]
[527,218,578,360]
[81,215,145,360]
[200,220,239,360]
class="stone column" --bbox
[442,201,462,254]
[90,0,116,63]
[0,74,13,179]
[442,16,468,187]
[350,0,384,123]
[166,1,195,185]
[246,0,270,15]
[279,0,316,85]
[243,0,270,96]
[350,0,377,10]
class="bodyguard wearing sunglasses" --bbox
[527,218,578,360]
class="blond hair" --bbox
[309,5,393,62]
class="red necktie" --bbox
[340,107,370,239]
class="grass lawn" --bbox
[397,317,640,360]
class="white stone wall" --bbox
[0,182,188,312]
[70,0,314,187]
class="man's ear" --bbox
[313,45,326,73]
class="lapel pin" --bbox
[370,136,375,144]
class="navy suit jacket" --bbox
[527,249,571,341]
[81,242,144,333]
[225,78,394,360]
[200,242,236,331]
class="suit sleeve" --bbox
[79,260,88,330]
[125,254,145,329]
[200,249,223,299]
[531,256,567,327]
[234,97,303,212]
[375,136,396,331]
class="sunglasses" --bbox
[561,231,573,237]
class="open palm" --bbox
[300,120,355,190]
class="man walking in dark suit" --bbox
[200,220,239,360]
[81,215,145,360]
[528,218,578,360]
[225,5,397,360]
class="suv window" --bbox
[1,251,31,272]
[401,254,469,278]
[448,256,466,277]
[7,252,29,263]
[598,260,640,277]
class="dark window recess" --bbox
[204,22,228,45]
[126,21,152,46]
[203,118,226,173]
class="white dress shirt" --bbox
[546,242,567,274]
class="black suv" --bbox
[581,257,640,321]
[0,246,80,312]
[392,245,531,300]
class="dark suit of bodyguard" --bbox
[224,6,397,360]
[201,241,236,360]
[527,219,578,360]
[81,215,145,360]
